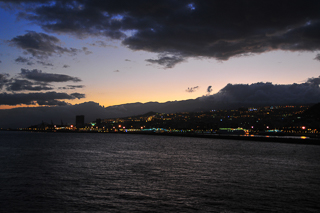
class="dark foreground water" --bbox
[0,131,320,212]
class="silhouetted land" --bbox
[3,103,320,145]
[3,128,320,146]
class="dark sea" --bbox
[1,131,320,212]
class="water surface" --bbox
[0,131,319,212]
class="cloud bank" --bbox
[6,79,53,91]
[20,69,81,82]
[0,92,83,106]
[15,56,34,65]
[9,31,80,59]
[0,69,85,106]
[206,81,320,106]
[0,73,9,89]
[3,0,320,67]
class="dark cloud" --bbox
[0,73,9,89]
[0,67,85,98]
[6,79,53,91]
[15,56,34,65]
[9,31,80,59]
[58,85,84,89]
[0,91,85,106]
[0,69,83,92]
[186,86,199,93]
[15,56,29,63]
[113,70,120,72]
[82,47,92,55]
[146,54,185,68]
[306,76,320,87]
[37,61,54,66]
[207,86,212,93]
[37,99,69,106]
[20,68,81,82]
[70,92,85,99]
[90,40,116,48]
[314,54,320,61]
[95,41,107,47]
[4,1,320,67]
[14,1,126,39]
[203,81,320,106]
[63,64,70,68]
[125,59,131,61]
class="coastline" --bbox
[2,129,320,146]
[126,131,320,145]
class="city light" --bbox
[15,104,319,137]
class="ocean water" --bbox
[0,131,320,212]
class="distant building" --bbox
[96,118,101,127]
[76,115,85,128]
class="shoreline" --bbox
[2,129,320,146]
[127,131,320,145]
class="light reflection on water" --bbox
[0,131,320,212]
[241,134,310,139]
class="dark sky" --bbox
[1,0,320,127]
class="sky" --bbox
[1,0,320,115]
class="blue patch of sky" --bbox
[65,1,79,10]
[0,8,33,39]
[65,1,81,10]
[102,11,109,17]
[1,7,44,37]
[304,20,312,26]
[46,1,56,7]
[111,14,124,21]
[0,7,42,68]
[123,29,138,37]
[187,3,195,10]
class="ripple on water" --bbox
[0,131,320,212]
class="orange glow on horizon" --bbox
[0,104,43,110]
[0,103,70,110]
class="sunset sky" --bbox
[1,0,320,110]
